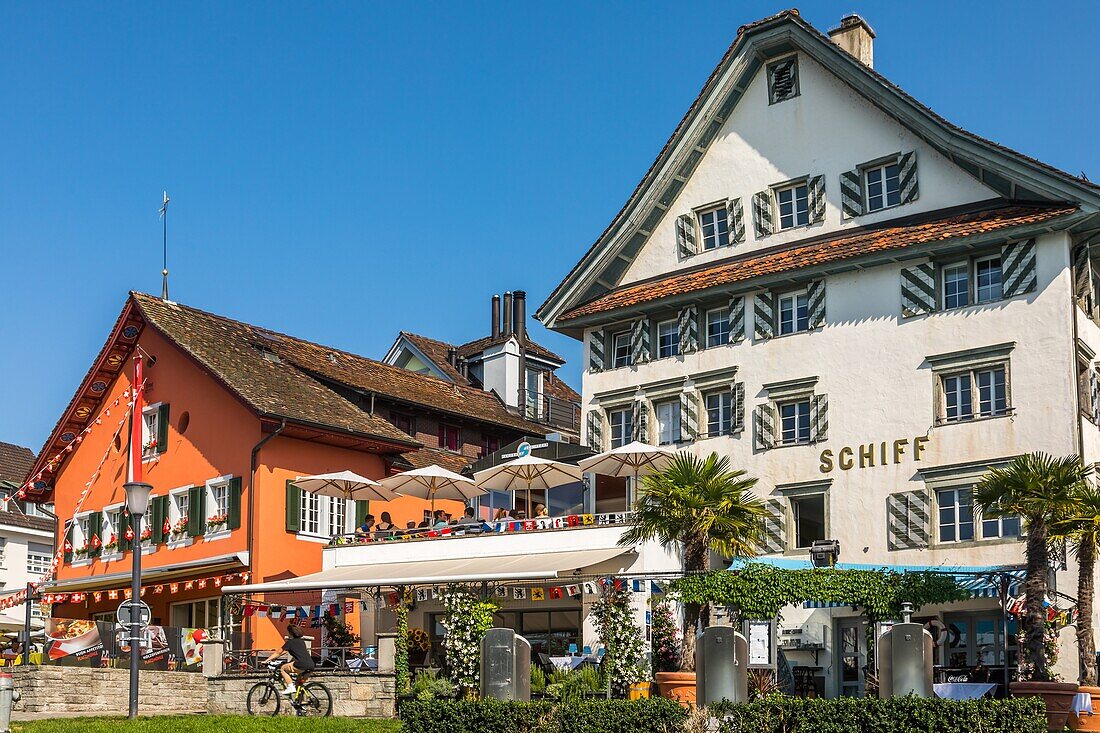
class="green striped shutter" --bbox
[156,404,170,454]
[286,479,302,532]
[150,495,168,544]
[900,263,936,317]
[761,499,786,554]
[227,477,243,530]
[89,512,102,557]
[1001,239,1037,297]
[187,485,205,537]
[64,523,74,563]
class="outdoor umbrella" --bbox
[473,455,582,516]
[577,441,676,509]
[378,464,484,513]
[292,470,401,503]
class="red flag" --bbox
[550,587,563,600]
[90,534,101,549]
[124,526,135,541]
[163,518,171,534]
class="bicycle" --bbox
[246,661,333,717]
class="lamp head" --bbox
[124,482,153,517]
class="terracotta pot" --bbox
[1011,680,1080,731]
[1069,685,1100,731]
[628,681,652,700]
[655,671,696,706]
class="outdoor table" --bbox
[549,656,586,671]
[1073,692,1094,715]
[933,682,997,700]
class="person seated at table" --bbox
[416,518,430,529]
[373,512,396,538]
[534,503,549,518]
[493,507,511,521]
[457,506,483,533]
[403,520,418,535]
[514,509,528,521]
[355,514,375,540]
[432,509,449,529]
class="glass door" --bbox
[836,617,867,697]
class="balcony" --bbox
[520,389,580,433]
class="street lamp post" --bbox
[124,481,152,720]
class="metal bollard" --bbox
[0,672,18,733]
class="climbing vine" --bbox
[437,585,501,696]
[395,593,411,695]
[591,584,647,697]
[671,563,968,622]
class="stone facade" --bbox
[206,672,396,718]
[10,667,395,718]
[12,666,207,715]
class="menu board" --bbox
[43,618,207,671]
[747,620,774,668]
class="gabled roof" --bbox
[0,442,34,486]
[537,9,1100,329]
[559,202,1076,324]
[396,332,470,383]
[456,334,564,365]
[542,371,581,404]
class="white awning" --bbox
[226,547,634,594]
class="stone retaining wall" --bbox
[12,666,207,715]
[10,667,395,718]
[207,672,396,718]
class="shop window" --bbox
[170,598,221,630]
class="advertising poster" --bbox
[43,618,207,671]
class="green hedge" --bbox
[709,696,1048,733]
[399,698,688,733]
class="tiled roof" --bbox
[134,294,419,446]
[399,332,469,384]
[559,203,1077,321]
[0,442,33,485]
[399,447,473,474]
[456,335,564,364]
[543,371,580,404]
[539,9,1099,324]
[132,294,554,438]
[0,509,54,534]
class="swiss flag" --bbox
[163,518,171,534]
[63,540,73,552]
[90,534,101,549]
[124,526,135,541]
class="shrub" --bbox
[409,669,456,701]
[545,666,602,702]
[531,666,546,696]
[399,698,688,733]
[708,696,1048,733]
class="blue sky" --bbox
[2,1,1098,450]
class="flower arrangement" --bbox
[206,512,229,530]
[649,599,682,674]
[437,584,501,695]
[103,534,119,552]
[1017,619,1062,681]
[74,543,90,558]
[591,583,648,697]
[140,526,153,542]
[170,517,189,537]
[142,437,159,455]
[407,627,432,652]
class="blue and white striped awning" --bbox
[727,558,1025,609]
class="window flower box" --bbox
[206,513,229,531]
[74,545,89,559]
[170,517,189,538]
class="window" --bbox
[657,320,679,359]
[982,513,1020,540]
[937,488,974,543]
[767,57,799,104]
[172,492,189,524]
[941,367,1008,423]
[791,495,826,549]
[300,490,321,535]
[438,424,461,452]
[480,435,501,458]
[328,498,347,537]
[77,515,91,547]
[208,479,230,524]
[142,407,160,457]
[102,507,122,553]
[0,538,6,567]
[655,400,682,446]
[779,400,811,445]
[170,598,221,630]
[389,412,415,436]
[865,162,900,212]
[608,409,633,449]
[705,391,734,436]
[698,206,730,250]
[706,308,731,347]
[943,263,969,309]
[27,542,51,575]
[975,256,1003,304]
[612,332,632,368]
[776,184,809,229]
[778,292,809,335]
[525,370,542,418]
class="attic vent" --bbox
[328,352,339,365]
[767,56,799,104]
[251,343,282,363]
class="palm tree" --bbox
[974,453,1088,682]
[620,452,767,671]
[1051,479,1100,686]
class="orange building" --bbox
[30,292,572,649]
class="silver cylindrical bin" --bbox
[696,625,749,705]
[878,622,933,698]
[480,627,532,701]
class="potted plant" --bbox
[975,453,1085,731]
[1052,480,1100,730]
[206,512,229,531]
[103,534,119,553]
[591,583,647,698]
[170,517,189,538]
[74,543,89,560]
[620,452,766,703]
[650,598,683,677]
[139,526,153,544]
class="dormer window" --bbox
[767,56,799,104]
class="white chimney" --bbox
[828,14,875,68]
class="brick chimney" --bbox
[828,14,875,68]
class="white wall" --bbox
[622,49,997,285]
[0,521,55,622]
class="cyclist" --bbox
[264,625,316,696]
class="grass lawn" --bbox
[12,716,403,732]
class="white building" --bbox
[535,11,1100,694]
[0,442,56,626]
